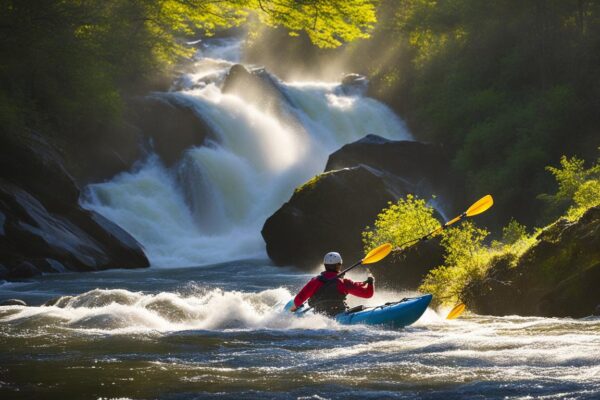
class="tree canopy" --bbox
[0,0,377,143]
[386,0,600,228]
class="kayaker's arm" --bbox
[342,276,374,298]
[292,278,320,311]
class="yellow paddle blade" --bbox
[446,303,466,320]
[465,195,494,217]
[363,243,392,264]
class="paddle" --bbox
[446,303,466,320]
[393,194,494,251]
[335,242,392,278]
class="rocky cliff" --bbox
[462,206,600,317]
[0,131,149,280]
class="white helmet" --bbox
[323,252,343,265]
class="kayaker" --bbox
[289,251,374,317]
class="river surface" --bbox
[1,263,599,400]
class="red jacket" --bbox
[293,271,374,307]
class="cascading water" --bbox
[82,38,411,267]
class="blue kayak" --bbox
[285,294,432,328]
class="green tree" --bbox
[362,194,440,253]
[539,151,600,220]
[0,0,377,147]
[361,0,600,229]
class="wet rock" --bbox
[44,296,72,307]
[0,132,80,212]
[0,181,149,278]
[10,261,42,279]
[262,135,463,287]
[222,64,283,108]
[462,206,600,317]
[126,94,212,166]
[0,131,149,281]
[340,73,368,96]
[0,299,27,306]
[222,64,298,125]
[0,263,8,279]
[325,135,463,215]
[262,165,396,269]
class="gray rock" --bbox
[0,132,80,212]
[0,299,27,306]
[325,135,463,215]
[0,130,150,281]
[263,165,400,269]
[340,73,368,96]
[463,206,600,317]
[10,261,41,279]
[44,296,72,307]
[0,263,9,279]
[221,64,299,126]
[0,210,5,235]
[127,94,212,166]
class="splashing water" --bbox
[2,263,600,399]
[0,287,339,333]
[81,37,411,267]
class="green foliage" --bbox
[253,0,377,48]
[545,156,589,202]
[363,0,600,228]
[362,194,439,253]
[571,180,600,217]
[542,151,600,220]
[419,221,489,306]
[0,0,377,148]
[501,219,528,245]
[414,152,600,307]
[362,194,493,306]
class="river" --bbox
[1,263,599,399]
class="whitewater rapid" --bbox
[81,38,411,267]
[2,261,600,399]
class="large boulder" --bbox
[462,206,600,317]
[262,136,461,281]
[325,135,463,214]
[69,92,213,182]
[221,64,301,128]
[126,94,212,167]
[222,64,284,109]
[0,131,149,280]
[0,132,80,212]
[262,165,397,269]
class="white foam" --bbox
[0,287,340,333]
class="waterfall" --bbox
[82,38,412,267]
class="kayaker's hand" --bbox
[364,275,374,285]
[289,304,298,312]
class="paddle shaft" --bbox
[393,194,493,252]
[335,259,364,278]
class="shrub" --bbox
[362,194,439,253]
[419,221,490,306]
